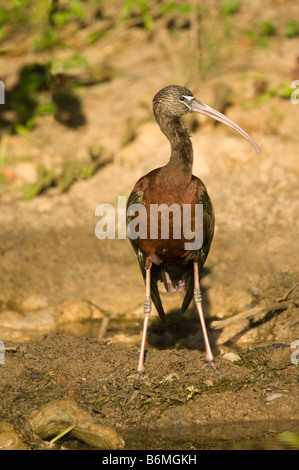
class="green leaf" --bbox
[277,432,299,449]
[51,11,72,27]
[36,102,57,115]
[259,21,276,36]
[285,20,299,38]
[221,0,241,16]
[69,0,85,18]
[0,8,10,24]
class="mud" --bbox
[1,334,299,449]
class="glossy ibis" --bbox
[127,85,260,375]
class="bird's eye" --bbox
[179,96,185,102]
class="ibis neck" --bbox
[158,116,193,184]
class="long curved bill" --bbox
[191,98,260,154]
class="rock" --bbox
[28,399,125,450]
[0,422,28,450]
[0,327,31,342]
[19,294,49,312]
[215,320,249,345]
[57,300,92,324]
[223,352,241,363]
[57,299,104,325]
[0,309,56,332]
[14,162,37,184]
[263,392,283,403]
[9,294,49,312]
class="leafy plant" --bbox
[277,432,299,449]
[244,79,294,109]
[285,20,299,38]
[50,55,90,75]
[24,164,56,200]
[275,81,294,99]
[8,63,52,133]
[121,0,153,31]
[245,21,277,48]
[258,21,276,36]
[0,8,10,24]
[186,385,200,400]
[51,0,86,27]
[221,0,241,16]
[160,2,192,15]
[88,30,105,45]
[33,29,59,50]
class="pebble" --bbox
[222,352,241,363]
[57,299,104,324]
[14,162,37,184]
[264,392,283,403]
[0,309,56,332]
[0,422,28,450]
[20,294,49,312]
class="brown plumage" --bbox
[127,85,260,375]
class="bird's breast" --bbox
[135,178,202,265]
[127,170,210,266]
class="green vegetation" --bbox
[277,432,299,449]
[8,63,55,134]
[23,147,108,200]
[121,0,154,31]
[245,21,277,49]
[160,2,192,15]
[0,1,297,138]
[258,21,276,37]
[221,0,241,17]
[285,20,299,38]
[59,148,107,192]
[23,164,56,200]
[243,78,295,109]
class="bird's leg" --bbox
[193,258,217,372]
[133,258,152,376]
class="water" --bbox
[123,423,299,450]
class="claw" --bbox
[200,359,221,376]
[127,370,146,379]
[188,359,222,376]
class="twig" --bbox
[168,396,187,404]
[138,390,159,398]
[210,300,293,330]
[276,281,299,302]
[98,317,109,340]
[50,424,77,443]
[125,390,139,406]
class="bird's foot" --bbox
[189,358,222,376]
[200,359,221,376]
[127,370,146,379]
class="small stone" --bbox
[14,162,37,184]
[0,326,31,342]
[57,299,105,325]
[0,309,56,335]
[223,352,241,363]
[57,300,92,324]
[264,392,283,403]
[0,422,28,450]
[21,294,49,312]
[204,379,214,387]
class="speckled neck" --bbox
[156,115,193,184]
